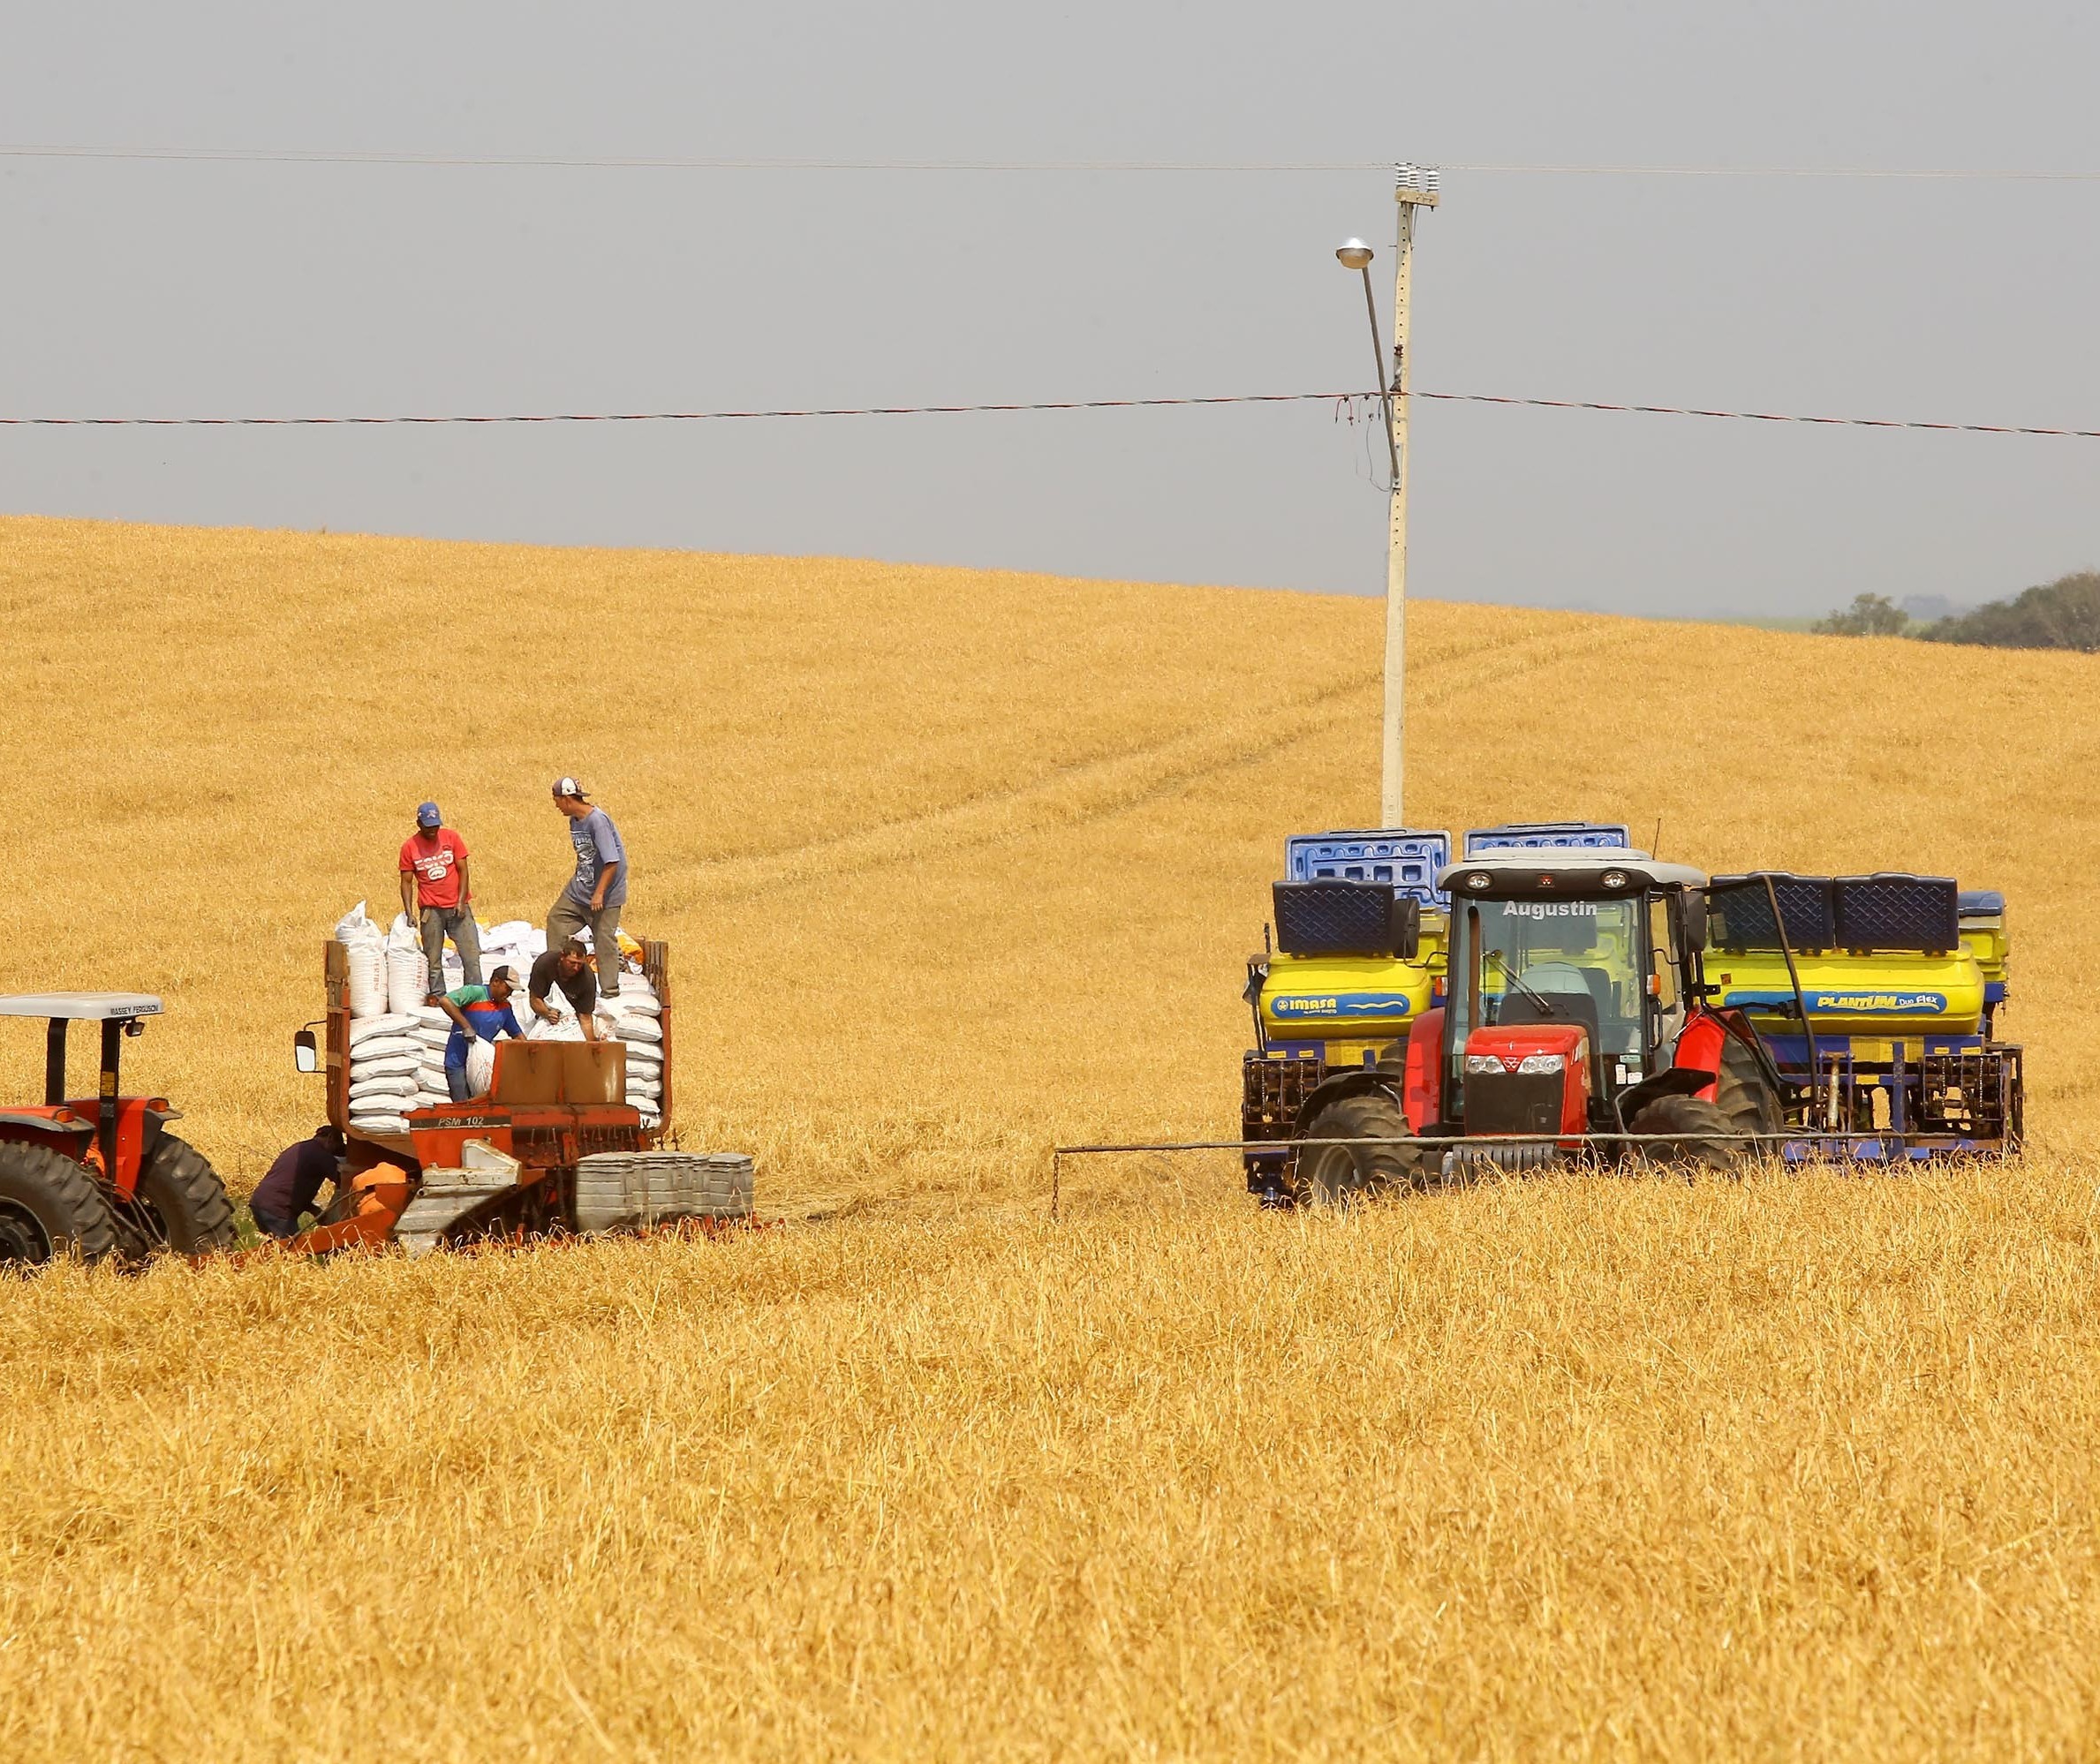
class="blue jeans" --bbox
[546,896,623,999]
[251,1199,302,1240]
[446,1063,474,1104]
[421,906,483,995]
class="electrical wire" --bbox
[0,145,1385,171]
[1411,390,2100,440]
[0,392,1347,426]
[5,144,2100,179]
[4,389,2098,440]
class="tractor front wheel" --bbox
[1628,1094,1741,1175]
[112,1132,238,1258]
[1293,1092,1427,1207]
[0,1142,120,1267]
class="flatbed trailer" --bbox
[291,938,676,1252]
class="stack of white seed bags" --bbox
[411,1005,454,1108]
[336,902,389,1019]
[346,1014,422,1133]
[512,932,663,1127]
[476,920,547,988]
[335,906,658,1127]
[595,969,665,1128]
[336,903,415,1134]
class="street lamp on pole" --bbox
[1335,162,1437,829]
[1333,239,1400,485]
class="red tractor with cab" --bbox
[1243,824,2022,1202]
[0,993,236,1266]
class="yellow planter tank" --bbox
[1704,949,1987,1037]
[1259,950,1437,1044]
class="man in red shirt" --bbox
[399,801,483,997]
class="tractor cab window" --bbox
[1649,897,1681,1011]
[1649,894,1688,1060]
[1449,897,1646,1105]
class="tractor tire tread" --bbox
[1628,1094,1741,1174]
[1292,1091,1431,1207]
[0,1140,121,1264]
[1712,1035,1782,1139]
[122,1133,238,1257]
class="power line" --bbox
[0,392,1347,426]
[1416,390,2100,439]
[1456,163,2100,182]
[4,388,2097,441]
[0,144,1385,172]
[4,143,2100,180]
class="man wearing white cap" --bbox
[547,777,630,1001]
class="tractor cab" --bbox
[1241,820,2025,1206]
[0,992,169,1187]
[0,992,236,1263]
[1239,821,1708,1202]
[1436,847,1710,1156]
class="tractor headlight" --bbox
[1516,1053,1565,1074]
[1601,870,1628,890]
[1463,1053,1504,1075]
[1463,872,1492,891]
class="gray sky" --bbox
[3,2,2096,617]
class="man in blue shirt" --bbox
[545,776,631,1001]
[436,966,525,1101]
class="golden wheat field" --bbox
[3,511,2099,1760]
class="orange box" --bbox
[560,1040,626,1104]
[492,1041,563,1104]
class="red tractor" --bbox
[0,993,236,1266]
[1243,827,2023,1202]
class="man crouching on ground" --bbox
[250,1124,347,1240]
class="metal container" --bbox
[573,1150,753,1233]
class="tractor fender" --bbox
[1617,1066,1717,1125]
[0,1111,94,1146]
[1293,1067,1406,1138]
[1673,1012,1729,1101]
[1673,1006,1788,1109]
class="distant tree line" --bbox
[1815,570,2100,652]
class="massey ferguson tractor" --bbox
[1241,823,2021,1203]
[0,993,237,1264]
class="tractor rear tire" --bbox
[112,1132,238,1258]
[1628,1095,1740,1175]
[1714,1034,1782,1142]
[1292,1092,1427,1207]
[0,1142,120,1267]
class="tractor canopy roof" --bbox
[1439,848,1708,900]
[0,992,162,1021]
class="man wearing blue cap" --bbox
[399,802,482,997]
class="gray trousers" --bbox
[547,896,623,998]
[421,905,483,992]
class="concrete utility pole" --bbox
[1382,163,1438,826]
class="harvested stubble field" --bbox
[2,512,2097,1760]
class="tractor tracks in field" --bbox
[661,619,1662,912]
